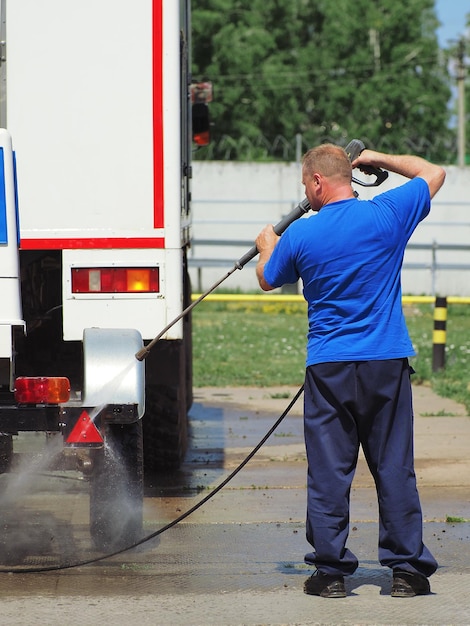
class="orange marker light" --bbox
[15,377,71,404]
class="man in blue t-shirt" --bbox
[255,144,446,599]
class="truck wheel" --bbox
[141,262,192,473]
[0,434,13,474]
[89,421,144,552]
[143,381,188,471]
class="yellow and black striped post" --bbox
[432,296,447,372]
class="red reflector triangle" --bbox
[66,410,104,444]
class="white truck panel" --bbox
[6,0,163,238]
[0,128,23,325]
[5,0,189,342]
[0,325,12,359]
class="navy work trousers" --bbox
[303,358,437,577]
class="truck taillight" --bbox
[15,377,71,404]
[193,130,210,147]
[71,268,160,293]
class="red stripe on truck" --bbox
[20,237,165,250]
[153,0,164,229]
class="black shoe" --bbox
[304,570,346,598]
[391,570,431,597]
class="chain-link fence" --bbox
[194,132,459,163]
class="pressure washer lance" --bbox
[135,139,387,361]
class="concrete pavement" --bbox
[0,383,468,625]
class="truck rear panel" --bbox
[6,0,189,340]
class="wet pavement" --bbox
[0,384,469,625]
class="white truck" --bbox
[0,0,209,551]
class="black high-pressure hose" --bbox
[0,199,311,574]
[0,194,311,575]
[1,140,388,573]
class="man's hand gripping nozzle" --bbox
[346,139,389,187]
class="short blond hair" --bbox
[302,144,352,182]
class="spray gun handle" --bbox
[346,138,389,187]
[235,197,312,269]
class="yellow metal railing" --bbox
[192,293,470,305]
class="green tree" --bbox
[192,0,318,158]
[192,0,453,162]
[310,1,453,160]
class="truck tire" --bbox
[89,420,144,552]
[143,380,188,471]
[142,262,192,472]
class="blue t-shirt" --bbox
[263,178,430,366]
